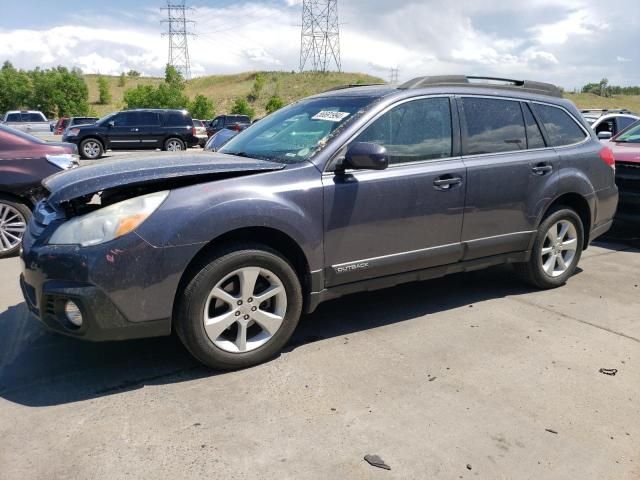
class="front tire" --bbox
[79,138,103,159]
[515,206,584,289]
[176,244,303,370]
[0,196,31,258]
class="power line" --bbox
[299,0,341,73]
[161,1,194,80]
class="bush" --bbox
[265,96,284,114]
[123,65,189,110]
[118,73,126,87]
[97,76,112,105]
[189,94,214,120]
[127,70,141,78]
[230,97,255,119]
[248,73,266,102]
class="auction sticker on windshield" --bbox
[312,111,350,122]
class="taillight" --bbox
[599,146,615,170]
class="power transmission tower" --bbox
[299,0,341,73]
[161,1,194,80]
[389,67,399,84]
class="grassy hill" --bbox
[85,72,640,119]
[85,71,385,118]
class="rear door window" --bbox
[461,97,526,155]
[115,112,137,127]
[354,97,453,165]
[532,103,587,147]
[137,112,161,126]
[22,112,46,122]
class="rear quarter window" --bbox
[532,103,587,147]
[164,112,191,127]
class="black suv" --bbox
[22,76,618,370]
[206,115,251,137]
[63,109,199,159]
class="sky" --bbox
[0,0,638,89]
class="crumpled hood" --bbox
[43,151,284,205]
[608,141,640,164]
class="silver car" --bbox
[1,110,51,134]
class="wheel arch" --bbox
[538,192,592,248]
[172,226,312,322]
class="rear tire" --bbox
[515,206,584,289]
[164,137,185,152]
[0,196,31,258]
[79,138,103,159]
[175,243,303,370]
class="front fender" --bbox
[136,164,325,271]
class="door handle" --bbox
[130,128,139,132]
[433,176,463,190]
[532,164,553,175]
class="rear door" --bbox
[107,112,141,149]
[137,111,162,148]
[458,96,559,259]
[322,96,467,286]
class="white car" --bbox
[1,110,52,134]
[581,109,639,140]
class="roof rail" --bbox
[580,108,632,114]
[323,83,387,92]
[398,75,563,98]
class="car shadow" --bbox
[594,221,640,251]
[0,265,542,408]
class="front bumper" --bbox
[616,162,640,223]
[20,274,169,341]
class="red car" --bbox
[608,120,640,223]
[0,125,77,257]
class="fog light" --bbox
[64,300,83,328]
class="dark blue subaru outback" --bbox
[20,76,618,369]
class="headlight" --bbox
[46,153,79,170]
[49,191,169,247]
[67,128,80,136]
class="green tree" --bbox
[248,73,266,102]
[265,95,284,114]
[189,94,214,120]
[29,66,89,117]
[0,61,32,112]
[123,65,188,110]
[127,69,141,77]
[230,97,255,119]
[118,72,126,87]
[97,76,112,105]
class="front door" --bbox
[322,96,467,287]
[106,111,141,149]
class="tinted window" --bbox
[23,112,46,122]
[615,122,640,143]
[6,113,21,122]
[71,117,97,125]
[210,118,222,128]
[523,103,546,149]
[114,112,137,126]
[616,116,636,133]
[164,112,190,126]
[137,112,160,126]
[532,103,586,147]
[354,97,452,165]
[462,98,526,155]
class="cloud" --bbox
[0,0,638,88]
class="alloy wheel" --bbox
[0,203,27,253]
[167,140,183,151]
[540,220,578,277]
[203,267,287,353]
[83,141,101,158]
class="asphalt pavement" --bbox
[0,227,639,479]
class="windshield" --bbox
[615,121,640,143]
[220,96,376,163]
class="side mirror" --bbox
[597,131,612,140]
[107,120,115,128]
[343,142,389,171]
